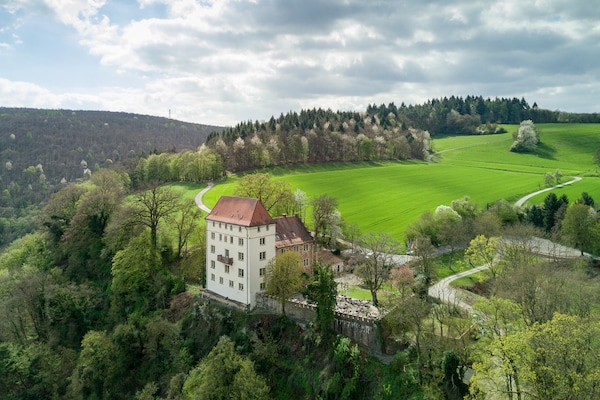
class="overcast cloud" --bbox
[1,0,598,125]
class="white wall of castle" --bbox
[206,220,276,308]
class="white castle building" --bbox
[205,196,314,308]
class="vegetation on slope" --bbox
[2,98,600,399]
[0,107,220,209]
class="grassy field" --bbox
[200,124,600,241]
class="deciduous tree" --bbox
[434,205,465,270]
[509,120,538,152]
[265,251,304,315]
[304,263,337,340]
[311,194,339,249]
[466,235,500,279]
[561,203,598,255]
[182,336,269,400]
[130,184,179,249]
[171,200,202,258]
[234,173,295,215]
[355,231,400,306]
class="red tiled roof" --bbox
[316,250,343,265]
[206,196,275,226]
[274,214,314,247]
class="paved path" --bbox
[515,176,582,207]
[194,182,214,213]
[428,264,489,313]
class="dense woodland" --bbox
[0,108,219,246]
[1,99,600,399]
[0,108,219,209]
[1,167,599,399]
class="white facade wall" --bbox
[205,220,276,308]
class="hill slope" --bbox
[0,108,222,207]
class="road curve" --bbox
[515,176,582,207]
[194,182,214,213]
[428,264,489,313]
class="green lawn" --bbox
[202,162,541,240]
[201,124,600,241]
[450,271,485,288]
[435,251,471,280]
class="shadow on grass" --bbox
[534,142,557,160]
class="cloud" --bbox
[1,0,599,125]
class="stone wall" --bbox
[256,294,383,353]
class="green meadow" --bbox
[197,124,600,241]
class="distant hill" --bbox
[0,108,222,208]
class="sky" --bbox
[1,0,599,126]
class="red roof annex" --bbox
[274,214,314,248]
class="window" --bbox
[259,268,266,276]
[229,280,234,288]
[219,277,223,284]
[239,283,244,291]
[230,225,233,231]
[239,238,244,246]
[211,260,215,269]
[219,223,222,228]
[211,232,215,239]
[219,234,222,241]
[260,283,265,290]
[281,248,285,254]
[259,251,266,260]
[225,265,230,273]
[294,245,299,252]
[225,249,229,257]
[210,245,215,253]
[211,274,215,281]
[304,259,309,266]
[224,235,227,242]
[230,236,233,244]
[238,268,244,278]
[212,221,215,227]
[259,237,265,245]
[239,226,241,232]
[304,244,309,251]
[238,252,244,261]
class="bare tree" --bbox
[130,184,179,249]
[355,231,400,306]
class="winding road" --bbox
[196,175,586,312]
[429,175,584,312]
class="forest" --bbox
[0,107,219,209]
[0,108,220,246]
[1,100,600,399]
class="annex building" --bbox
[205,196,314,308]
